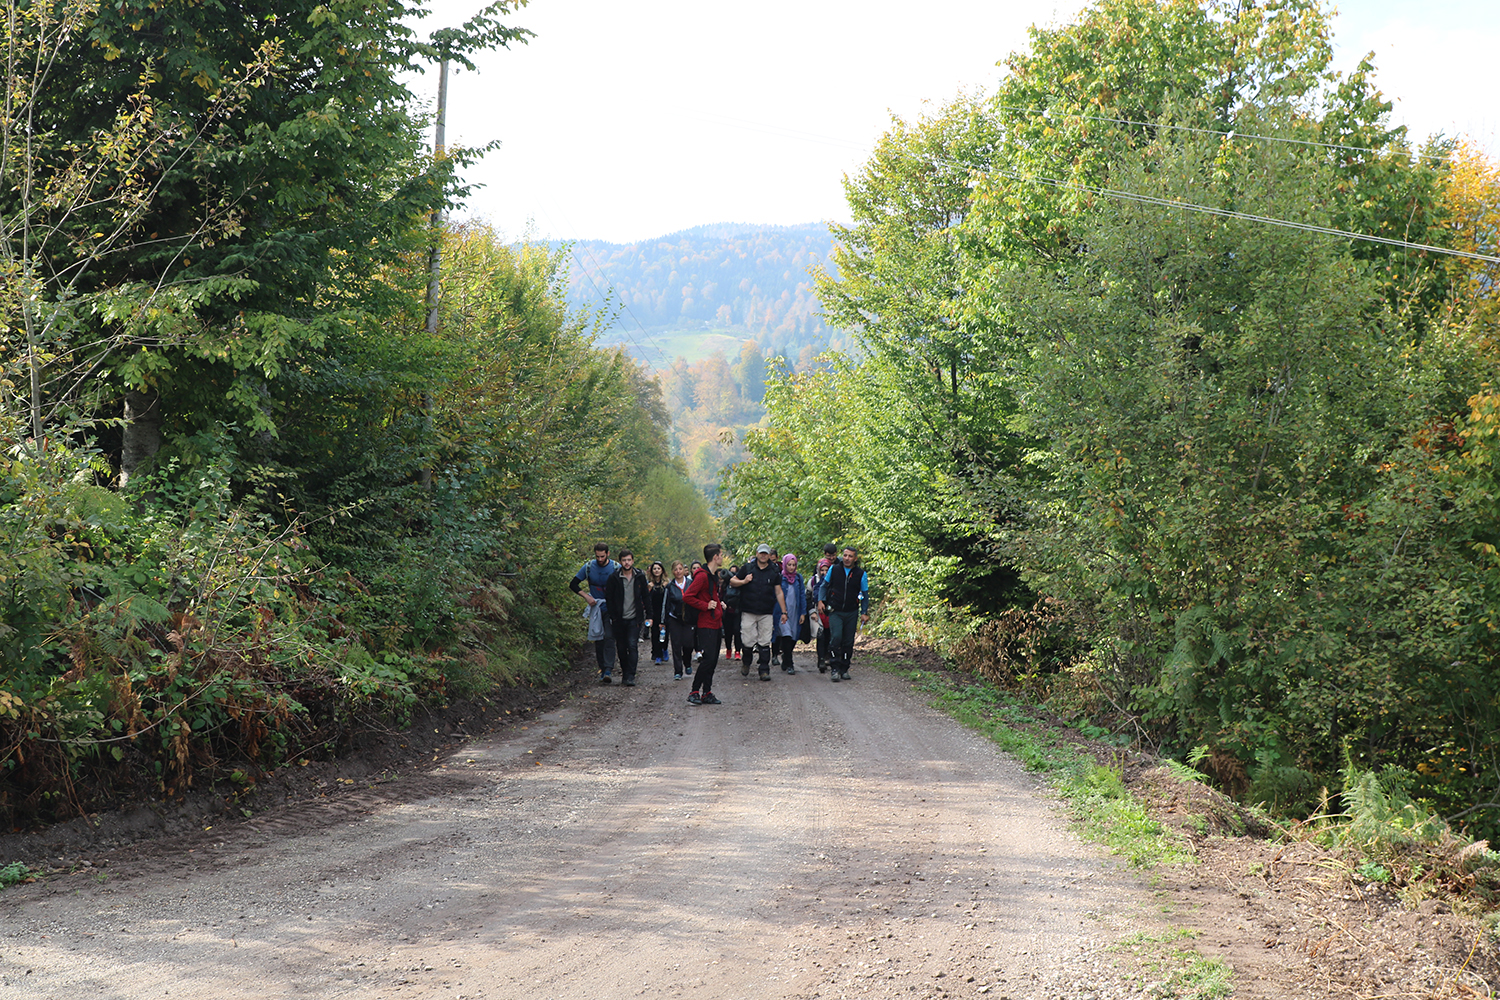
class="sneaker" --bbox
[685,666,693,676]
[830,671,840,683]
[840,671,850,681]
[759,668,770,681]
[674,672,683,680]
[623,678,636,687]
[599,675,613,685]
[817,660,827,674]
[740,660,750,677]
[700,692,722,705]
[688,691,702,705]
[783,665,795,674]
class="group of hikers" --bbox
[570,541,871,706]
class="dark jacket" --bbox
[820,562,869,615]
[665,577,688,620]
[604,569,650,624]
[734,559,783,615]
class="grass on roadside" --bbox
[877,661,1195,869]
[1116,930,1235,999]
[0,861,36,889]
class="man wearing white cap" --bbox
[729,543,789,681]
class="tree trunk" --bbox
[120,389,161,488]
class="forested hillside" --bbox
[555,223,848,368]
[0,0,713,827]
[722,0,1500,839]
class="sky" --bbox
[417,0,1500,245]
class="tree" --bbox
[0,0,530,483]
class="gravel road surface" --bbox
[1,656,1153,999]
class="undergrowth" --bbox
[0,438,570,830]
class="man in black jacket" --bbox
[730,543,789,681]
[604,550,651,687]
[817,546,869,683]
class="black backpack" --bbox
[717,568,741,611]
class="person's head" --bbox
[823,542,838,558]
[817,557,831,573]
[755,543,771,566]
[648,561,665,583]
[782,553,797,575]
[841,546,858,567]
[671,560,685,580]
[593,542,610,564]
[703,542,723,568]
[618,550,634,571]
[690,560,702,575]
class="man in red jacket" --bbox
[682,543,726,705]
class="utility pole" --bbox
[419,56,448,491]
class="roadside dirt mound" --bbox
[0,649,599,868]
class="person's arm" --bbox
[684,572,716,611]
[777,578,789,621]
[603,574,621,621]
[728,563,751,587]
[570,565,596,606]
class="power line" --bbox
[672,105,1496,263]
[975,164,1500,264]
[991,102,1461,162]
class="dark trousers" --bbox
[816,627,829,669]
[613,618,642,681]
[593,637,616,676]
[693,627,721,694]
[777,635,796,670]
[650,620,668,661]
[669,618,695,675]
[722,610,741,654]
[828,610,859,674]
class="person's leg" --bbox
[743,613,771,678]
[833,611,858,678]
[827,612,849,682]
[669,620,688,677]
[601,618,616,675]
[816,625,829,673]
[692,627,721,701]
[779,635,796,673]
[616,618,641,683]
[594,638,611,680]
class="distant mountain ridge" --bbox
[551,222,851,366]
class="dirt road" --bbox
[1,655,1153,999]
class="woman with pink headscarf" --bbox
[773,553,808,674]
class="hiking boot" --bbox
[688,691,702,705]
[830,671,840,683]
[623,678,636,687]
[817,659,827,674]
[783,664,795,674]
[839,671,850,681]
[740,660,750,677]
[699,692,722,705]
[758,666,770,681]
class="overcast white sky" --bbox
[417,0,1500,245]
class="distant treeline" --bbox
[553,223,851,362]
